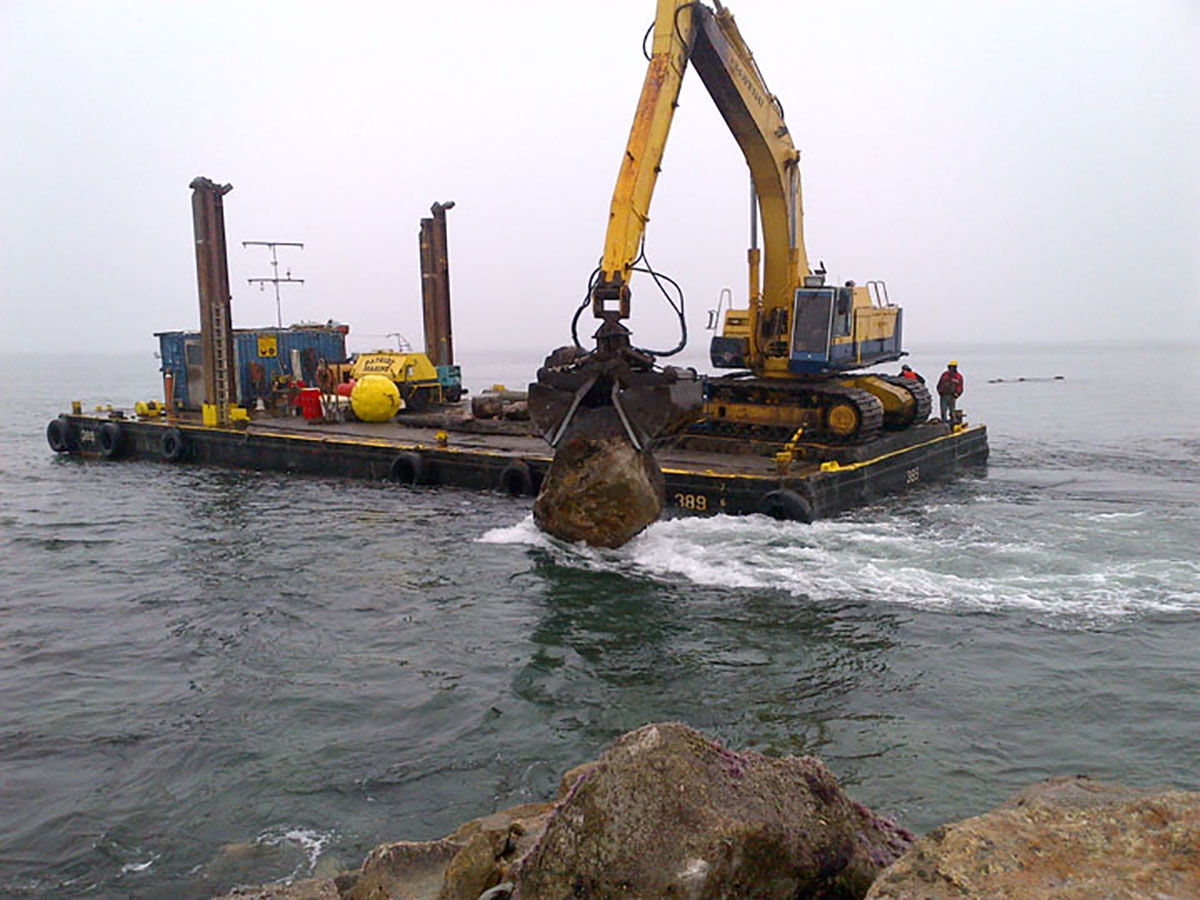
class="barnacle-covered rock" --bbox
[865,776,1200,900]
[516,722,913,899]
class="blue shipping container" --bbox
[157,326,348,409]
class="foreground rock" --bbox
[212,804,550,900]
[533,435,664,548]
[866,775,1200,899]
[212,723,910,900]
[206,727,1200,900]
[515,722,913,899]
[216,881,338,900]
[340,803,551,900]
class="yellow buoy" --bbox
[350,375,402,422]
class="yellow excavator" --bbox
[530,0,930,452]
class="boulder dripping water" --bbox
[532,433,665,548]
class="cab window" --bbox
[833,287,852,337]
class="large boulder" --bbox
[865,775,1200,899]
[532,436,664,548]
[515,722,913,900]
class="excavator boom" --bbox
[592,0,809,362]
[593,0,695,325]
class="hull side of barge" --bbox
[49,414,988,522]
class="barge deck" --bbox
[48,408,988,523]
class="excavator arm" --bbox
[594,0,809,372]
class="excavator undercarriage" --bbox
[692,371,932,446]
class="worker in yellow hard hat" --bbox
[937,361,964,424]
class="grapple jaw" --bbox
[528,311,702,547]
[529,347,702,450]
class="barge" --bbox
[43,180,987,529]
[45,407,988,523]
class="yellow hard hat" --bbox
[949,360,958,366]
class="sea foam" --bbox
[479,512,1199,621]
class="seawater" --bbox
[1,343,1197,899]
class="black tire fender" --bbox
[46,418,73,453]
[759,488,815,524]
[160,427,184,462]
[498,459,534,497]
[98,422,124,459]
[389,451,425,486]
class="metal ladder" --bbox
[210,300,231,426]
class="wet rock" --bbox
[213,879,339,900]
[205,838,340,900]
[338,803,552,900]
[865,775,1200,899]
[515,722,913,900]
[339,839,459,900]
[533,435,665,548]
[439,804,551,900]
[311,854,345,881]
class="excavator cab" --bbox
[788,288,840,371]
[711,282,904,376]
[788,286,889,373]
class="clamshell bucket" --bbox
[529,352,702,451]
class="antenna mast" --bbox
[243,240,304,327]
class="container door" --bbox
[184,340,205,408]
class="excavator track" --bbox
[698,377,885,444]
[875,374,933,428]
[812,382,885,442]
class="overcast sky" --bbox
[2,0,1197,362]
